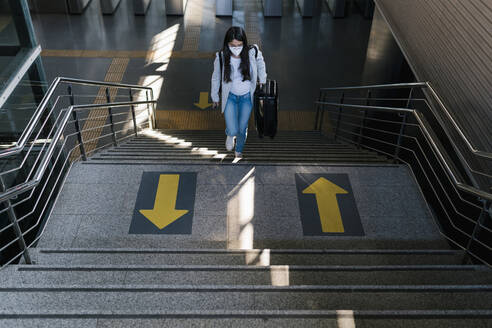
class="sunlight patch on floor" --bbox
[270,265,290,286]
[227,168,256,249]
[337,310,356,328]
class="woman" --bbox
[211,26,267,159]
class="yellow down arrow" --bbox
[139,174,189,230]
[194,92,212,109]
[302,177,348,233]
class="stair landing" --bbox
[38,162,443,250]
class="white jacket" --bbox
[211,45,267,113]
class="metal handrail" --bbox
[320,82,427,91]
[315,101,415,114]
[0,77,157,268]
[315,101,491,202]
[320,82,492,159]
[424,83,491,159]
[0,118,151,269]
[0,77,156,159]
[325,108,491,181]
[0,120,150,228]
[331,127,492,264]
[0,86,153,184]
[340,107,491,201]
[315,83,491,265]
[0,100,154,204]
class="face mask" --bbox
[229,46,243,57]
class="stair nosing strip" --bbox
[16,264,484,272]
[37,248,460,255]
[0,309,491,319]
[83,162,396,166]
[1,284,491,292]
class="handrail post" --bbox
[0,177,32,264]
[394,88,414,160]
[314,90,322,130]
[146,90,154,130]
[462,199,490,264]
[318,92,327,133]
[405,87,414,108]
[105,88,118,146]
[128,88,138,137]
[68,85,87,161]
[394,113,407,160]
[334,92,344,140]
[357,90,371,147]
[151,89,157,129]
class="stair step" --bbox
[80,160,396,165]
[127,140,344,146]
[98,152,382,159]
[115,145,360,151]
[149,132,327,137]
[154,129,324,133]
[100,131,389,164]
[89,159,387,165]
[1,285,491,311]
[32,248,465,266]
[94,153,384,159]
[109,147,368,157]
[2,318,490,328]
[90,156,223,161]
[0,311,491,328]
[123,144,354,150]
[1,309,490,318]
[92,159,386,165]
[128,139,334,143]
[132,134,333,138]
[128,136,344,141]
[5,264,492,287]
[153,129,324,133]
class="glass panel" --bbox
[0,1,21,47]
[0,0,39,86]
[0,0,46,143]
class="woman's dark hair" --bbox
[221,26,251,83]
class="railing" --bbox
[0,77,156,269]
[315,82,491,265]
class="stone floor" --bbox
[31,0,386,113]
[38,162,445,250]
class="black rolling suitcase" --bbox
[254,80,278,138]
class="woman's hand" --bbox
[212,102,219,109]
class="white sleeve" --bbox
[255,46,267,84]
[211,52,221,103]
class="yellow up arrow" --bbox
[139,174,189,230]
[194,92,212,109]
[302,177,348,233]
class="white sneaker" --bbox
[235,152,242,159]
[226,136,235,151]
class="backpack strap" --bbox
[218,51,223,96]
[250,45,258,59]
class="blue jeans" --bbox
[224,92,252,153]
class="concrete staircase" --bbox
[88,129,388,163]
[1,129,491,327]
[1,248,492,327]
